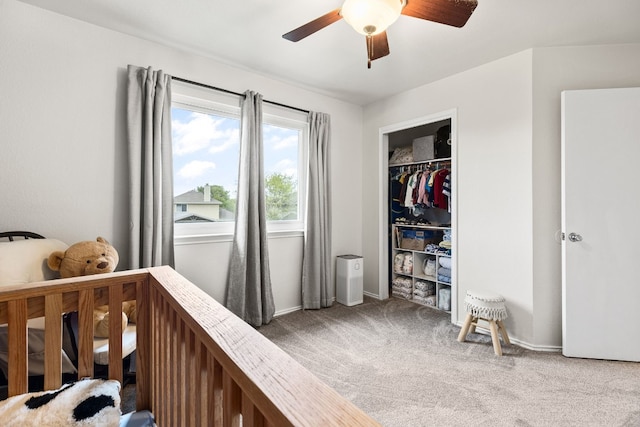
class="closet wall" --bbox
[365,44,640,349]
[364,50,535,344]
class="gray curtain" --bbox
[302,112,332,309]
[225,91,275,327]
[126,65,175,269]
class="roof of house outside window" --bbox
[174,212,216,223]
[174,189,222,205]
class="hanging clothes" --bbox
[391,171,404,202]
[427,169,437,206]
[442,172,451,213]
[398,172,409,206]
[390,163,451,218]
[417,171,430,204]
[433,168,449,210]
[404,171,418,211]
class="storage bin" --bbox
[399,229,440,251]
[413,135,435,161]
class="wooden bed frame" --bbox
[0,266,379,426]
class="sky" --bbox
[171,107,299,199]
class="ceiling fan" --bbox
[283,0,478,68]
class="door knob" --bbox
[568,232,583,242]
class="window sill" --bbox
[174,229,304,246]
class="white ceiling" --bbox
[18,0,640,105]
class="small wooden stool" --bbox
[457,290,510,356]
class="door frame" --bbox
[377,109,458,321]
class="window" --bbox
[171,82,307,238]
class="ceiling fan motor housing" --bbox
[341,0,406,35]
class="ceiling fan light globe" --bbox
[341,0,404,35]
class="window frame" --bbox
[171,81,308,240]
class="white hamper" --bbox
[336,255,363,306]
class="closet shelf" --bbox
[393,271,413,278]
[389,157,452,168]
[414,274,437,281]
[393,248,450,257]
[393,223,451,230]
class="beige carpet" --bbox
[258,297,640,427]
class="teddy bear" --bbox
[47,237,136,338]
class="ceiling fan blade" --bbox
[367,31,390,61]
[282,8,343,42]
[402,0,478,28]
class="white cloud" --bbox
[266,133,298,150]
[270,159,297,178]
[172,112,239,156]
[177,160,216,179]
[209,128,240,154]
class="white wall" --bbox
[174,233,304,314]
[363,44,640,349]
[363,51,536,343]
[530,44,640,346]
[0,0,364,314]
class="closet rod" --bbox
[172,76,310,114]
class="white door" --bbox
[561,87,640,361]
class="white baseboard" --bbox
[274,295,563,353]
[454,321,562,353]
[274,297,338,317]
[512,340,562,353]
[274,305,301,317]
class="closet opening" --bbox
[378,110,457,322]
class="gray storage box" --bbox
[413,135,435,161]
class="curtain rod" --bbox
[172,76,310,114]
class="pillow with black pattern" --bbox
[0,379,121,426]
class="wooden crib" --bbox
[0,266,379,426]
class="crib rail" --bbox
[0,270,145,395]
[0,267,380,427]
